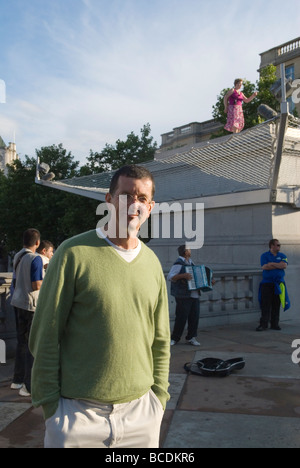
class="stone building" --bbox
[259,36,300,115]
[0,138,18,174]
[159,119,223,152]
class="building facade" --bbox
[159,119,223,152]
[0,137,18,174]
[259,37,300,115]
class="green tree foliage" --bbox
[81,123,157,175]
[0,124,158,256]
[256,65,280,113]
[0,147,99,255]
[35,143,79,179]
[211,65,279,138]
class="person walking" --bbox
[10,228,43,397]
[29,165,170,449]
[257,239,289,331]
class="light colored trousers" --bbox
[44,389,164,448]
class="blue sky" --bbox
[0,0,299,165]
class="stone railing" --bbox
[166,269,262,327]
[0,273,15,359]
[160,120,223,148]
[277,38,300,57]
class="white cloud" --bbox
[0,0,300,164]
[0,115,18,143]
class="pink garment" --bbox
[228,89,244,106]
[224,105,245,132]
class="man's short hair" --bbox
[178,245,187,257]
[37,240,54,253]
[269,239,279,249]
[23,229,40,248]
[109,165,155,199]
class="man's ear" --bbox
[147,201,155,218]
[105,192,112,204]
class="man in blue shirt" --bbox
[11,229,44,396]
[257,239,288,331]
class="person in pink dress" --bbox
[224,78,258,133]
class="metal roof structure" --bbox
[35,114,300,209]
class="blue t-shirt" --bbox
[261,251,288,284]
[31,256,43,282]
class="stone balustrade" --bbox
[277,38,300,57]
[166,269,262,327]
[0,273,15,359]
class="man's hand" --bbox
[171,273,192,282]
[32,280,43,291]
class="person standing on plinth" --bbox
[224,78,258,133]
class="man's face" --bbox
[185,249,192,259]
[271,241,281,255]
[45,247,54,260]
[105,176,155,238]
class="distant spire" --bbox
[0,136,5,148]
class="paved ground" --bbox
[1,318,300,448]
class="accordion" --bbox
[185,265,213,292]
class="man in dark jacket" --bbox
[167,245,201,346]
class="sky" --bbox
[0,0,299,166]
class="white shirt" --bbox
[96,228,141,263]
[38,254,50,278]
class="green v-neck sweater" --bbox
[29,230,170,420]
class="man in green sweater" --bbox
[29,165,170,448]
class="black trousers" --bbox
[260,283,281,329]
[171,298,200,342]
[13,308,34,392]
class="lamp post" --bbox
[280,63,289,114]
